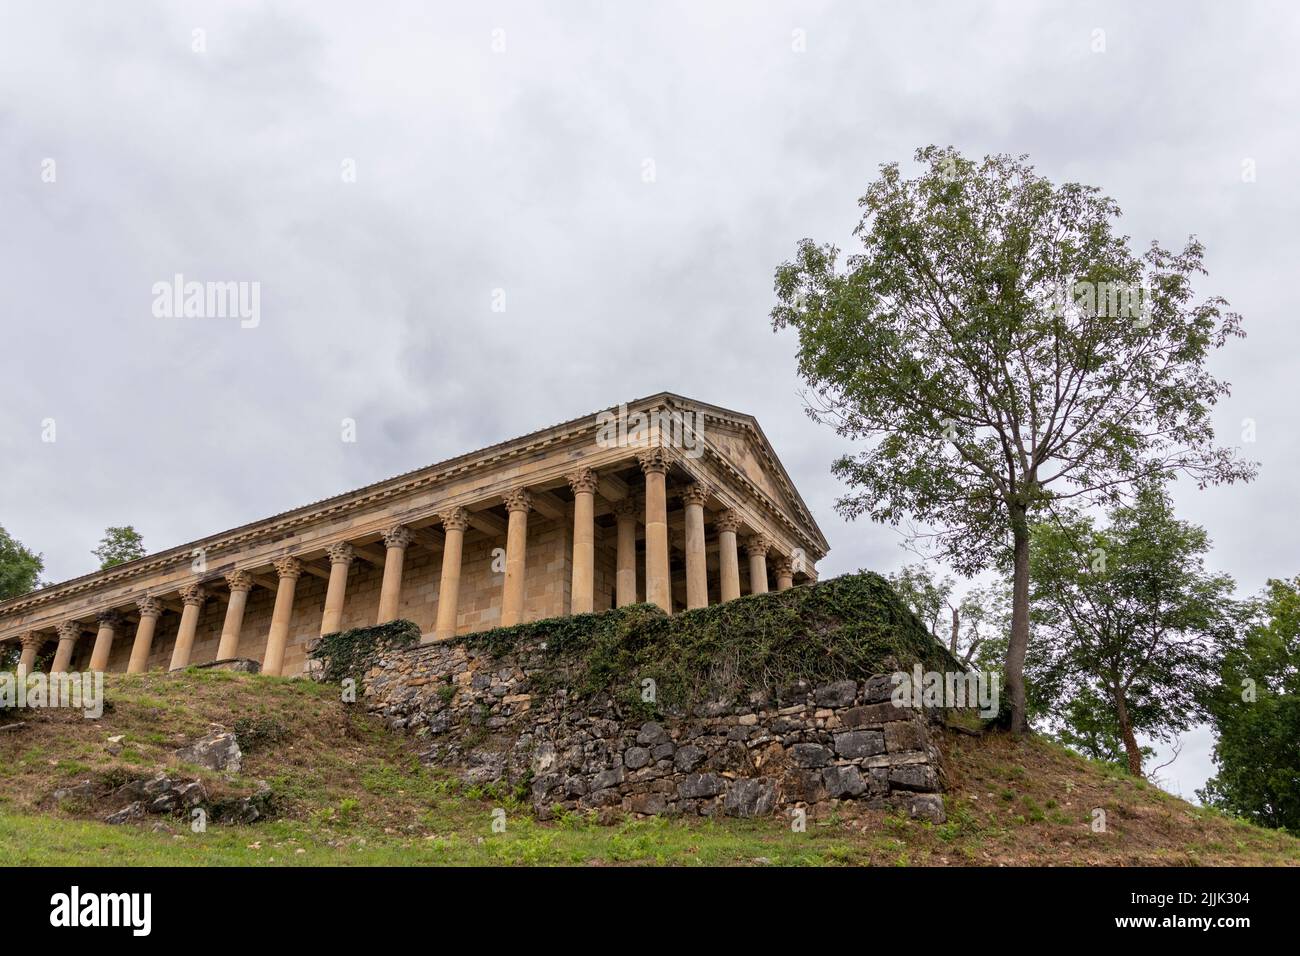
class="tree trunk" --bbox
[1005,507,1031,735]
[950,606,960,656]
[1113,689,1143,776]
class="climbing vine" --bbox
[309,619,421,684]
[457,571,961,714]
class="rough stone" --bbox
[723,778,777,817]
[822,765,867,799]
[813,680,858,708]
[624,746,652,770]
[678,772,724,800]
[833,730,885,759]
[790,743,832,768]
[174,731,242,775]
[908,794,946,823]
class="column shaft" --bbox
[614,499,638,607]
[434,510,469,640]
[51,623,79,675]
[217,571,253,660]
[774,557,795,592]
[89,612,122,672]
[376,526,411,624]
[320,544,353,636]
[682,483,709,610]
[18,633,43,676]
[262,557,301,677]
[500,490,532,627]
[747,535,771,595]
[716,511,742,602]
[168,585,205,670]
[127,598,162,674]
[639,452,671,613]
[568,469,597,614]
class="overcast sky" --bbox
[2,0,1296,801]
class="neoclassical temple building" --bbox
[0,394,828,679]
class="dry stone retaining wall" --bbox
[362,637,948,823]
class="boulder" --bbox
[908,794,946,824]
[175,731,242,774]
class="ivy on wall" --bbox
[309,618,421,684]
[456,571,962,714]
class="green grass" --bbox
[3,668,1299,867]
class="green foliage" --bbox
[92,525,146,569]
[0,525,44,601]
[771,145,1255,731]
[1026,483,1236,775]
[309,619,421,684]
[457,572,959,714]
[887,562,1009,667]
[1200,575,1300,831]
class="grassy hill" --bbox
[1,668,1295,866]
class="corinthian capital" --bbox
[56,621,81,642]
[503,488,533,514]
[745,534,772,558]
[612,496,639,520]
[636,448,669,475]
[20,631,45,651]
[180,583,206,606]
[274,556,303,580]
[714,509,742,535]
[439,507,470,533]
[326,542,355,566]
[383,525,412,550]
[225,569,254,592]
[96,609,124,629]
[771,555,794,577]
[681,482,711,508]
[136,596,162,618]
[566,467,598,497]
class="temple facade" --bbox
[0,393,828,679]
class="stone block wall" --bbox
[363,637,947,823]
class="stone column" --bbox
[568,468,598,615]
[682,482,710,610]
[18,632,44,676]
[746,535,772,595]
[773,555,795,592]
[376,525,412,624]
[262,556,302,677]
[638,450,671,613]
[89,610,123,672]
[434,509,469,640]
[715,510,742,603]
[127,597,162,673]
[51,622,80,675]
[500,489,532,627]
[168,584,206,670]
[216,570,253,660]
[613,498,639,607]
[320,543,353,636]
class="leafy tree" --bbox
[1025,484,1235,775]
[0,525,44,600]
[1199,576,1300,830]
[771,146,1255,733]
[92,525,146,569]
[887,562,1005,666]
